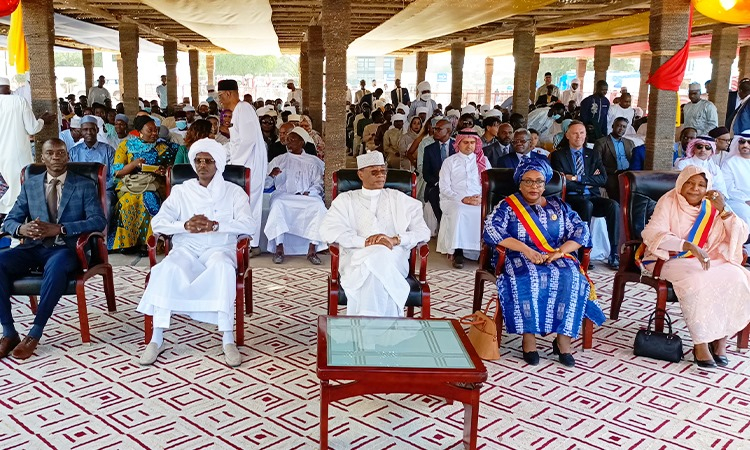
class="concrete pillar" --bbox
[450,41,465,108]
[307,25,324,132]
[119,23,139,115]
[484,57,494,105]
[739,46,750,80]
[513,25,535,120]
[593,45,611,90]
[394,57,404,81]
[82,48,94,99]
[189,49,199,107]
[576,58,587,92]
[163,40,178,112]
[645,0,691,170]
[116,55,123,103]
[322,0,351,205]
[300,40,309,106]
[416,51,428,83]
[206,54,215,90]
[708,25,739,121]
[638,54,651,111]
[530,52,541,100]
[22,0,58,158]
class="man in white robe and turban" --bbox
[683,82,719,136]
[264,127,327,264]
[561,78,583,107]
[319,152,431,317]
[219,79,268,257]
[409,81,438,119]
[137,138,255,367]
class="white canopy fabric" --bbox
[348,0,556,56]
[0,13,164,54]
[142,0,280,56]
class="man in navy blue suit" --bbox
[423,119,454,222]
[550,121,620,269]
[0,139,106,359]
[496,128,548,169]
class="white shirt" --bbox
[438,152,486,202]
[561,88,583,107]
[606,104,636,135]
[722,156,750,201]
[88,86,111,105]
[683,99,719,136]
[265,151,324,198]
[287,89,303,109]
[156,84,168,109]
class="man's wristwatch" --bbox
[59,225,67,236]
[212,221,219,232]
[571,175,578,182]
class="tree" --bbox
[62,77,78,93]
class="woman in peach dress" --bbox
[641,165,750,368]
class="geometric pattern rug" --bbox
[1,266,749,449]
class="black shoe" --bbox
[608,255,620,270]
[121,246,138,255]
[522,350,540,366]
[452,249,464,269]
[695,358,717,368]
[138,246,149,257]
[708,344,729,367]
[587,262,595,271]
[552,338,576,367]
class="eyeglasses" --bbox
[194,158,216,166]
[694,144,713,151]
[519,179,545,187]
[739,138,749,145]
[512,139,528,144]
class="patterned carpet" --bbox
[1,266,750,449]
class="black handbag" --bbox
[633,310,683,363]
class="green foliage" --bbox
[54,51,103,67]
[214,54,299,77]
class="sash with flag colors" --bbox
[635,198,717,271]
[504,193,597,300]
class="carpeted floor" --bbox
[1,266,749,449]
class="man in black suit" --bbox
[0,139,106,359]
[726,78,750,128]
[496,128,548,169]
[593,116,635,202]
[390,78,410,106]
[423,119,455,222]
[359,88,383,111]
[551,121,619,269]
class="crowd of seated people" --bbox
[0,74,749,372]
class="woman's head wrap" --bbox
[675,164,713,194]
[514,157,554,186]
[133,115,155,132]
[684,136,715,159]
[188,137,227,175]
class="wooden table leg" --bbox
[462,388,480,450]
[320,381,330,450]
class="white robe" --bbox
[319,188,431,317]
[0,95,43,214]
[527,107,561,147]
[437,152,488,255]
[674,156,729,198]
[137,177,255,331]
[606,104,636,135]
[683,100,719,136]
[228,101,268,246]
[264,152,327,254]
[722,156,750,228]
[561,88,583,107]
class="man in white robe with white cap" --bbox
[561,78,583,107]
[265,127,326,265]
[0,76,56,217]
[137,138,255,367]
[319,152,431,317]
[683,81,719,136]
[218,78,268,256]
[409,81,438,119]
[286,79,303,110]
[383,113,407,168]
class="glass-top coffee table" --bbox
[316,316,487,449]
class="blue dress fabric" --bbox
[483,196,606,337]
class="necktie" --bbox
[440,143,448,161]
[398,88,402,103]
[44,178,59,247]
[575,151,585,178]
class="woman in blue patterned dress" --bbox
[483,158,606,367]
[110,115,177,254]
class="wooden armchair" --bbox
[611,170,749,349]
[9,163,116,344]
[327,169,430,318]
[144,164,253,346]
[473,168,595,349]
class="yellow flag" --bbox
[675,92,682,128]
[8,2,29,74]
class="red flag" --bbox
[647,5,694,92]
[0,0,20,17]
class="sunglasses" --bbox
[694,144,713,151]
[194,158,216,166]
[739,138,749,145]
[261,120,275,125]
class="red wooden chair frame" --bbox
[327,170,430,318]
[143,165,252,346]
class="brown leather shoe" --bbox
[12,336,39,360]
[0,335,21,358]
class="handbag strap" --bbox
[483,294,499,319]
[646,309,674,334]
[459,314,486,327]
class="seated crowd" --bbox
[0,75,749,371]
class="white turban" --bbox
[69,115,82,128]
[571,78,580,85]
[416,106,429,115]
[188,137,227,175]
[391,113,407,123]
[689,82,702,92]
[289,126,313,144]
[283,105,297,114]
[0,76,9,86]
[461,105,477,115]
[396,103,409,113]
[417,81,431,94]
[484,109,502,118]
[446,109,460,118]
[288,114,301,122]
[357,151,385,169]
[480,104,491,114]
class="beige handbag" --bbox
[119,173,158,195]
[460,295,501,360]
